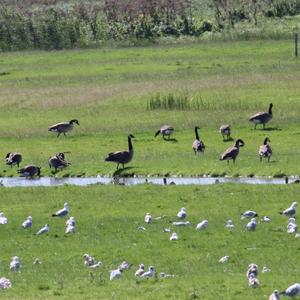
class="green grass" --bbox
[0,184,300,299]
[1,40,300,176]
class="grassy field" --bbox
[1,40,300,177]
[0,184,300,299]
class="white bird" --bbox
[52,202,69,217]
[22,216,32,228]
[163,227,171,233]
[261,216,271,222]
[225,219,235,230]
[177,207,187,219]
[144,212,152,224]
[119,261,131,271]
[219,256,229,263]
[287,218,298,234]
[83,254,95,266]
[88,261,102,268]
[135,264,145,277]
[246,264,258,279]
[33,258,41,265]
[0,277,12,289]
[110,268,122,280]
[262,266,271,273]
[65,224,75,234]
[160,272,175,278]
[269,290,280,300]
[246,218,257,231]
[172,221,190,226]
[280,201,297,217]
[36,224,49,235]
[170,232,178,241]
[10,256,20,271]
[241,210,258,219]
[248,273,260,288]
[280,283,300,297]
[141,266,155,278]
[196,220,208,230]
[295,233,300,238]
[66,216,75,227]
[0,212,8,224]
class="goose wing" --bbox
[220,146,238,160]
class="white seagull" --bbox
[36,224,49,235]
[170,232,178,241]
[110,268,122,280]
[241,210,258,219]
[145,212,152,224]
[22,216,32,229]
[10,256,20,271]
[119,261,131,271]
[66,224,75,234]
[88,261,102,268]
[262,266,271,273]
[219,256,229,263]
[0,212,8,224]
[52,202,69,217]
[269,290,280,300]
[196,220,208,230]
[280,283,300,297]
[66,216,75,227]
[225,219,235,230]
[287,218,297,234]
[177,207,187,219]
[280,201,297,217]
[261,216,271,222]
[246,218,257,231]
[172,221,190,226]
[141,266,156,278]
[248,273,260,288]
[0,277,12,289]
[135,264,145,277]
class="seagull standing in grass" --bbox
[248,273,260,288]
[225,219,235,230]
[135,264,145,277]
[261,216,271,222]
[280,202,297,217]
[246,218,257,231]
[177,207,187,219]
[287,218,297,234]
[0,212,8,224]
[141,266,155,278]
[170,232,178,241]
[196,220,208,230]
[119,261,132,271]
[241,210,258,219]
[280,283,300,297]
[219,256,229,263]
[65,216,76,234]
[110,268,123,280]
[52,202,69,217]
[10,256,20,271]
[22,216,32,229]
[36,224,49,235]
[269,290,280,300]
[145,212,152,224]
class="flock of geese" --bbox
[4,103,274,177]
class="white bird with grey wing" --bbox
[22,216,32,228]
[279,201,297,217]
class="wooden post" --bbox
[295,32,298,57]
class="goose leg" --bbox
[57,132,61,137]
[116,163,119,170]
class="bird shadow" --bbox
[223,137,234,142]
[163,138,178,143]
[256,127,282,131]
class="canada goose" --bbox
[48,152,71,171]
[219,124,231,141]
[17,165,41,178]
[259,137,272,162]
[155,125,174,139]
[220,139,245,164]
[105,134,134,169]
[192,126,205,154]
[48,119,79,137]
[249,103,273,129]
[5,152,22,167]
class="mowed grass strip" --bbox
[0,40,300,176]
[0,184,300,299]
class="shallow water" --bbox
[0,176,294,187]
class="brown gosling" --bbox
[259,137,272,162]
[105,134,134,170]
[249,103,273,129]
[192,126,205,154]
[220,139,245,164]
[219,124,231,141]
[48,119,79,137]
